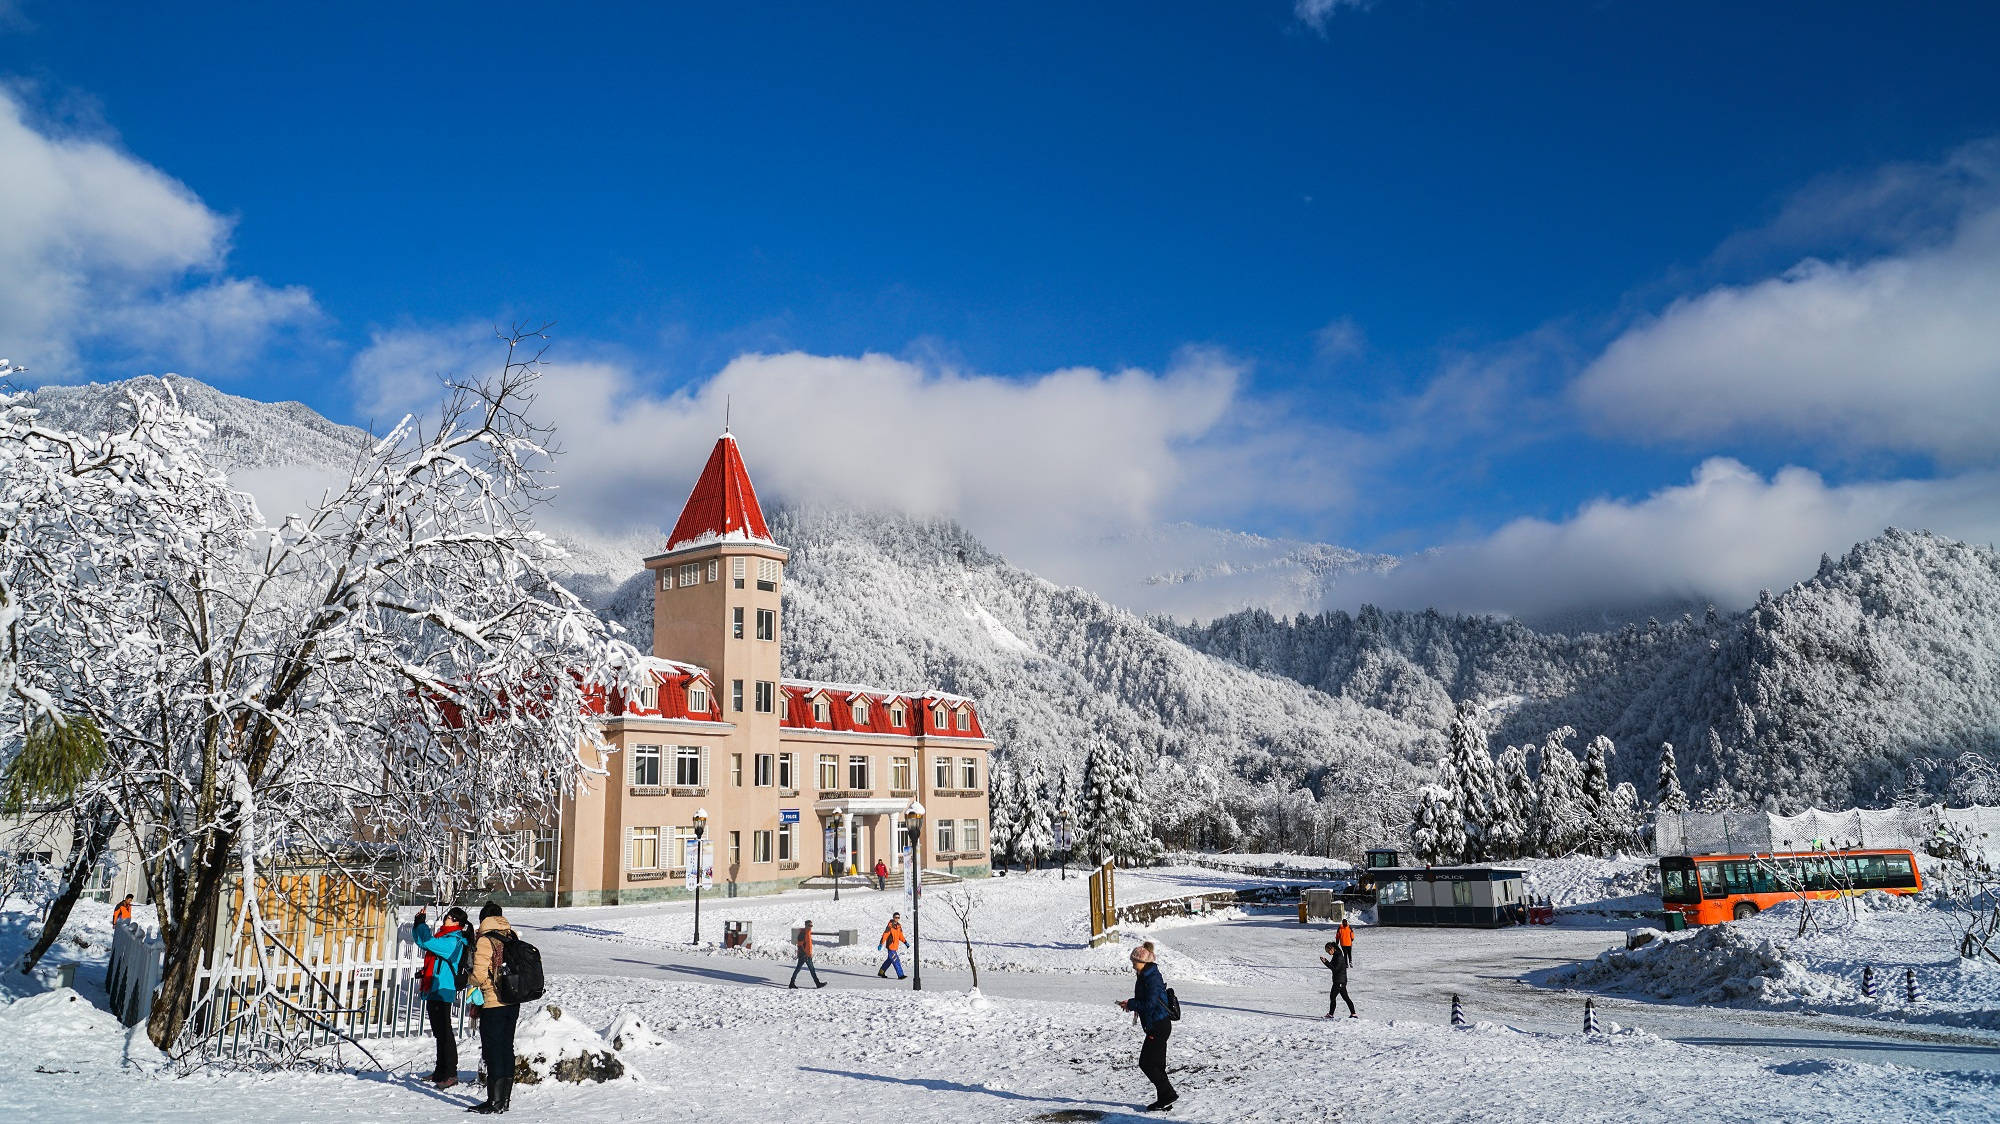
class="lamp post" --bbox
[904,801,925,992]
[833,810,845,902]
[692,807,709,945]
[1058,817,1071,881]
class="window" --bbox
[730,753,743,787]
[672,826,696,870]
[778,753,796,790]
[852,698,869,724]
[812,696,829,723]
[755,753,774,787]
[753,830,773,863]
[1451,881,1474,908]
[632,744,662,787]
[630,827,660,870]
[935,757,953,791]
[688,685,709,713]
[777,823,795,861]
[732,556,747,588]
[960,757,979,790]
[673,745,705,787]
[635,685,655,710]
[660,569,672,591]
[729,830,741,866]
[936,818,956,854]
[756,608,776,641]
[848,755,871,790]
[932,705,947,728]
[889,702,905,727]
[1379,880,1411,905]
[755,680,776,714]
[757,558,781,591]
[891,757,912,791]
[961,820,980,854]
[956,707,971,731]
[817,754,839,789]
[732,679,744,712]
[707,560,719,583]
[733,607,745,639]
[679,563,701,586]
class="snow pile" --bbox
[511,1003,632,1084]
[1544,892,2000,1031]
[1520,854,1657,912]
[0,898,118,1002]
[603,1007,669,1052]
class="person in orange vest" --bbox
[1336,918,1355,965]
[877,912,907,979]
[789,920,826,989]
[111,894,135,925]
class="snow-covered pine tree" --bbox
[987,759,1020,870]
[1581,735,1616,855]
[1410,782,1462,865]
[1608,782,1644,856]
[1489,745,1534,859]
[1014,760,1055,870]
[1655,741,1689,813]
[1534,726,1585,856]
[1080,739,1154,866]
[1079,741,1113,865]
[1442,701,1497,861]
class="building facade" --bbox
[550,433,993,905]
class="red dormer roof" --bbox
[666,434,774,551]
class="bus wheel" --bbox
[1733,902,1759,921]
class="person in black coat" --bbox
[1117,945,1178,1112]
[1320,940,1355,1018]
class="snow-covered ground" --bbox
[1544,891,2000,1033]
[1517,855,1659,913]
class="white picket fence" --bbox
[187,929,471,1060]
[107,919,470,1059]
[105,920,165,1027]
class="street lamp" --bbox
[833,810,845,902]
[904,801,925,992]
[692,807,709,945]
[1058,816,1071,881]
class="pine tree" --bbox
[1580,735,1616,855]
[1442,702,1497,861]
[1080,742,1114,865]
[987,760,1020,870]
[1489,744,1534,858]
[1014,761,1055,870]
[1655,742,1689,814]
[1534,727,1585,856]
[1410,783,1462,865]
[1081,740,1155,866]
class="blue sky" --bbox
[5,2,2000,617]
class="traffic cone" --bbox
[1905,968,1918,1004]
[1450,993,1466,1028]
[1583,997,1600,1034]
[1861,965,1875,999]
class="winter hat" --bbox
[1130,945,1155,964]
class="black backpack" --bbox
[1165,987,1182,1022]
[486,931,546,1005]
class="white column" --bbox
[844,815,857,875]
[890,814,904,871]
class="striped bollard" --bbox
[1450,993,1466,1028]
[1583,997,1600,1035]
[1861,965,1874,999]
[1905,968,1918,1004]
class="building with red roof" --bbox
[547,433,993,905]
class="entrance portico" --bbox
[815,797,915,875]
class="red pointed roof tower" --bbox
[666,433,774,550]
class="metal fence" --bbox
[1653,805,2000,864]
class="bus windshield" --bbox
[1659,858,1699,903]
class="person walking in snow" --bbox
[1320,940,1355,1018]
[877,912,907,979]
[790,920,826,989]
[873,858,889,891]
[111,894,134,925]
[1336,918,1355,965]
[412,906,472,1088]
[1116,944,1177,1112]
[465,902,520,1115]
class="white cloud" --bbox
[1294,0,1374,34]
[1336,458,2000,619]
[0,87,318,378]
[1574,151,2000,465]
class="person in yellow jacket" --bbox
[877,912,907,980]
[464,903,519,1115]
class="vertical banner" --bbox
[903,846,917,899]
[699,838,715,891]
[823,826,836,874]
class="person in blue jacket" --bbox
[412,906,472,1088]
[1116,944,1178,1112]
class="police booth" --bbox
[1373,866,1527,927]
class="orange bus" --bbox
[1658,847,1923,925]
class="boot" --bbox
[878,968,887,978]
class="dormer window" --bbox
[956,706,971,731]
[851,698,868,724]
[688,685,709,713]
[638,685,657,710]
[890,703,905,727]
[813,697,829,723]
[932,705,946,728]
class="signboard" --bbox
[823,826,836,867]
[1087,861,1117,947]
[685,839,715,891]
[902,846,917,899]
[779,808,800,825]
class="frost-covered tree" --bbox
[1441,702,1497,861]
[1534,727,1587,856]
[986,759,1020,870]
[1013,760,1055,870]
[1488,745,1534,859]
[1409,783,1461,865]
[26,336,645,1051]
[1608,782,1644,856]
[1580,735,1617,854]
[1655,742,1689,814]
[1082,740,1154,866]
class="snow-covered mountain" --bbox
[25,376,2000,836]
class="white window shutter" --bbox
[624,826,635,871]
[700,745,710,787]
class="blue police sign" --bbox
[779,808,800,824]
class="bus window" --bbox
[1882,855,1915,887]
[1851,855,1888,889]
[1698,862,1726,898]
[1660,860,1699,903]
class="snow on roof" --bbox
[780,677,971,705]
[666,434,775,551]
[643,655,712,681]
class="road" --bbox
[507,897,2000,1076]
